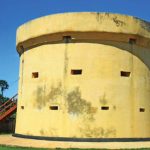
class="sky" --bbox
[0,0,150,97]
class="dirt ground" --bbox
[0,134,150,149]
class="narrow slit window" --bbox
[121,71,130,77]
[71,69,82,75]
[32,72,39,78]
[129,38,136,44]
[63,36,72,43]
[21,106,24,109]
[139,108,145,112]
[49,106,58,110]
[101,106,109,110]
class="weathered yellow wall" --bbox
[15,13,150,138]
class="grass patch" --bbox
[0,145,109,150]
[0,145,149,150]
[0,145,48,150]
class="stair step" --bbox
[0,94,17,121]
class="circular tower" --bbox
[15,12,150,141]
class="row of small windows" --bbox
[20,37,137,53]
[62,36,137,44]
[20,105,145,112]
[32,70,131,78]
[101,107,146,112]
[20,105,58,110]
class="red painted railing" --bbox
[0,94,17,121]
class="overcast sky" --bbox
[0,0,150,97]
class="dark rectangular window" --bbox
[49,106,58,110]
[129,38,136,44]
[101,106,109,110]
[139,108,145,112]
[32,72,39,78]
[71,69,82,75]
[63,36,71,43]
[21,106,24,109]
[121,71,130,77]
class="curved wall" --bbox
[15,13,150,140]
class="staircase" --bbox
[0,94,18,121]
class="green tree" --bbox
[0,94,9,103]
[0,80,9,97]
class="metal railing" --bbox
[0,94,18,116]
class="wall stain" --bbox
[66,87,92,115]
[26,131,33,136]
[80,126,116,138]
[64,43,69,76]
[96,12,100,22]
[40,129,45,135]
[34,82,62,109]
[34,87,46,109]
[99,94,107,105]
[140,20,150,32]
[96,13,110,23]
[96,14,126,27]
[63,42,69,109]
[113,17,126,27]
[66,87,97,120]
[105,13,110,17]
[49,128,57,136]
[113,105,116,110]
[47,82,62,101]
[96,12,104,23]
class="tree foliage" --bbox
[0,80,9,97]
[0,94,9,103]
[0,80,9,103]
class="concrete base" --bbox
[13,133,150,142]
[0,134,150,149]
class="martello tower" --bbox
[15,12,150,141]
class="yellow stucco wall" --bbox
[15,12,150,139]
